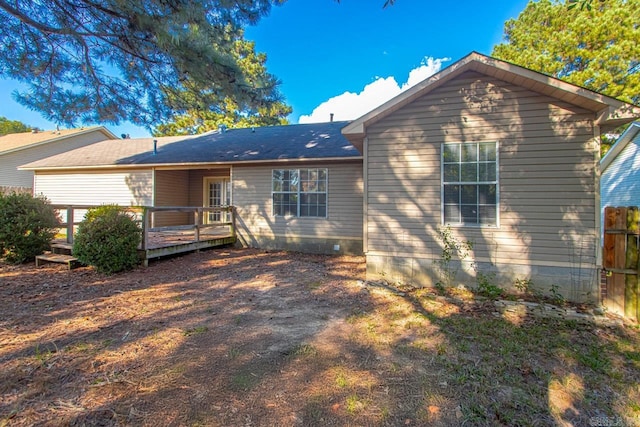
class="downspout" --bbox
[363,136,369,254]
[593,122,602,270]
[151,168,156,229]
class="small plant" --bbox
[548,284,566,306]
[291,343,318,357]
[514,277,532,294]
[227,347,242,360]
[514,277,544,300]
[335,371,349,388]
[231,372,256,390]
[73,205,141,274]
[0,193,59,263]
[307,281,322,290]
[434,226,474,287]
[476,271,503,299]
[345,394,365,414]
[184,326,208,336]
[34,343,53,366]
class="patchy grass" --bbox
[0,249,639,427]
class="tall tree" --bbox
[0,117,32,136]
[153,35,291,136]
[493,0,640,106]
[0,0,284,128]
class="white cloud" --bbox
[298,56,450,124]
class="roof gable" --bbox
[342,52,640,149]
[0,126,117,155]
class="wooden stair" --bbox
[35,242,80,269]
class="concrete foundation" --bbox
[237,233,363,256]
[366,254,600,303]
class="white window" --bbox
[272,168,327,217]
[442,142,498,226]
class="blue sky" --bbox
[0,0,529,138]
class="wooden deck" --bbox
[50,205,237,266]
[141,226,236,265]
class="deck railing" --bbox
[51,205,236,250]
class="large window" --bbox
[272,168,328,217]
[442,142,498,226]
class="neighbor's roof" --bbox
[600,122,640,172]
[0,126,117,155]
[20,121,360,170]
[343,51,640,148]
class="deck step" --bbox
[36,252,80,270]
[51,242,74,255]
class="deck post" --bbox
[66,206,74,244]
[195,208,201,243]
[141,207,149,250]
[230,206,236,237]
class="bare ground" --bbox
[1,248,639,426]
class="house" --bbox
[600,122,640,215]
[0,126,116,193]
[341,52,639,301]
[20,52,640,302]
[20,123,364,254]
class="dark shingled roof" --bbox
[20,121,360,170]
[123,121,358,165]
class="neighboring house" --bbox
[341,52,639,301]
[20,123,364,254]
[0,126,116,192]
[600,122,640,219]
[20,52,640,302]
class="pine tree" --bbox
[0,0,284,128]
[153,36,291,136]
[493,0,640,105]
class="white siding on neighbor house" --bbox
[34,170,153,206]
[366,71,598,275]
[601,131,640,213]
[232,162,363,243]
[1,131,111,188]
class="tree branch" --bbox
[0,0,82,36]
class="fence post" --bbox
[626,207,639,320]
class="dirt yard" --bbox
[1,248,639,426]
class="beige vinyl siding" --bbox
[366,71,598,271]
[34,170,153,206]
[232,162,363,248]
[154,169,189,226]
[1,130,111,188]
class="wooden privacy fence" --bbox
[602,206,639,321]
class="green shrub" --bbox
[0,193,59,263]
[73,205,141,274]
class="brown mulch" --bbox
[3,248,638,426]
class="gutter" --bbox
[19,156,364,171]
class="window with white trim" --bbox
[272,168,327,217]
[442,142,498,226]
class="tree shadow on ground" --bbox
[1,250,638,426]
